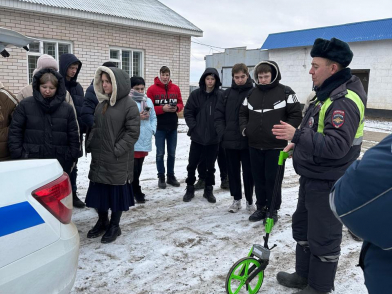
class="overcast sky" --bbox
[159,0,392,82]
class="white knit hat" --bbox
[32,54,59,77]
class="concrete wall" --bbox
[0,8,191,99]
[268,40,392,111]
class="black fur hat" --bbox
[310,37,353,67]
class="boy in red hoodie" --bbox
[147,66,184,188]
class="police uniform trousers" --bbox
[292,176,342,292]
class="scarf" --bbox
[315,68,352,102]
[130,89,147,110]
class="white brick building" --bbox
[0,0,202,100]
[262,18,392,115]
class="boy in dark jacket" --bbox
[183,68,222,203]
[239,61,302,222]
[59,53,85,208]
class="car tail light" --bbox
[32,172,73,224]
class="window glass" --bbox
[28,55,39,83]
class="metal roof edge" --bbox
[0,1,203,37]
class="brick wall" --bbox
[268,39,392,111]
[0,8,191,103]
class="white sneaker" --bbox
[229,200,242,213]
[246,201,256,213]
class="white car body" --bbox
[0,159,79,294]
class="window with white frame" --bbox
[27,40,72,83]
[109,48,143,77]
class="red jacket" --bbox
[147,77,183,131]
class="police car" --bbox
[0,159,79,293]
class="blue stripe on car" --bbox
[0,202,44,237]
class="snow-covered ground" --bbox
[70,119,388,294]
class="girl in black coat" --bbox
[8,68,80,174]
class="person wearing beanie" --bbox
[0,81,18,161]
[59,53,85,208]
[272,37,367,294]
[146,66,184,189]
[129,76,157,203]
[16,54,75,111]
[239,61,302,222]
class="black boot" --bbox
[73,191,86,208]
[167,175,180,187]
[183,185,195,202]
[294,285,330,294]
[263,210,279,224]
[194,178,205,190]
[276,271,308,290]
[203,186,216,203]
[158,174,166,189]
[133,186,146,203]
[249,206,268,222]
[87,211,109,238]
[101,211,122,243]
[220,177,229,190]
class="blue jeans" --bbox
[155,129,177,176]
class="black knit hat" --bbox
[310,37,353,67]
[102,61,117,68]
[131,76,145,88]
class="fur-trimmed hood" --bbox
[94,66,131,106]
[253,60,281,86]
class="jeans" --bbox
[155,129,177,176]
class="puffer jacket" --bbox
[81,80,97,129]
[214,76,253,150]
[0,82,18,161]
[130,93,157,152]
[184,67,222,146]
[86,66,140,185]
[8,69,80,173]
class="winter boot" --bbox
[167,175,180,187]
[294,285,330,294]
[263,210,279,225]
[73,191,86,208]
[158,174,166,189]
[183,185,195,202]
[133,186,146,203]
[87,211,109,238]
[101,211,122,244]
[194,178,205,190]
[220,177,229,190]
[276,271,308,290]
[203,186,216,203]
[249,206,268,222]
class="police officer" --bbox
[271,37,367,294]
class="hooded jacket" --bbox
[214,76,253,150]
[8,68,80,173]
[59,54,85,140]
[86,66,140,185]
[146,71,184,131]
[0,82,18,161]
[239,61,302,149]
[184,68,222,146]
[81,80,97,129]
[292,70,367,181]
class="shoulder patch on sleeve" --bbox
[332,110,345,128]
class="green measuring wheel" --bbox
[225,257,264,294]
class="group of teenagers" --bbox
[0,36,390,293]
